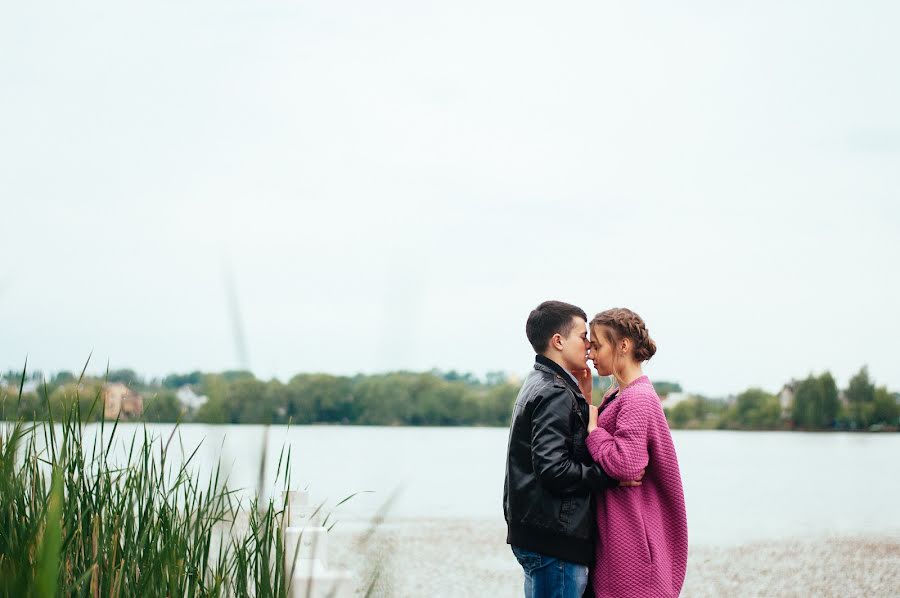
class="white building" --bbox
[778,383,796,414]
[661,392,691,408]
[176,385,208,411]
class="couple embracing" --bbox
[503,301,688,598]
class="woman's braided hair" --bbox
[590,307,657,362]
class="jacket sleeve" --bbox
[586,393,651,481]
[531,387,618,494]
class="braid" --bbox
[590,308,657,362]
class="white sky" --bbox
[2,0,899,396]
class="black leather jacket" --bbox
[503,357,617,565]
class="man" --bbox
[503,300,643,598]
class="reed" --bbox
[0,367,295,597]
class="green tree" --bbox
[221,370,255,382]
[664,395,729,429]
[1,392,42,421]
[106,369,141,385]
[353,373,412,425]
[284,374,355,424]
[36,380,57,406]
[665,400,696,428]
[435,370,479,385]
[162,371,203,389]
[194,373,266,423]
[872,387,899,426]
[484,371,508,386]
[845,366,876,428]
[2,369,21,385]
[652,381,682,397]
[792,376,818,428]
[143,391,183,422]
[480,383,518,426]
[818,372,840,428]
[732,388,781,429]
[791,373,838,429]
[47,383,103,422]
[51,371,75,385]
[227,377,270,423]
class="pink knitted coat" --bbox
[585,376,688,598]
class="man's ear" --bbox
[550,333,563,350]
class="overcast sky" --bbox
[2,0,898,396]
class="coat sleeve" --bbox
[531,387,618,494]
[586,393,652,481]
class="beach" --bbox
[327,519,900,597]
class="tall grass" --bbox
[0,376,295,597]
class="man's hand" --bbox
[618,468,646,488]
[574,367,592,400]
[588,404,599,433]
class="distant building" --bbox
[4,379,40,394]
[176,385,208,411]
[837,390,850,407]
[778,382,796,416]
[661,392,691,408]
[103,383,143,420]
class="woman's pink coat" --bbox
[586,376,688,598]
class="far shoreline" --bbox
[5,418,899,433]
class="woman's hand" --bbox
[619,469,645,488]
[588,404,599,433]
[573,367,592,400]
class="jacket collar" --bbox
[535,354,583,398]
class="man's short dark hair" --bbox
[526,300,587,354]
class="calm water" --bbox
[19,424,900,546]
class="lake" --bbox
[18,423,900,546]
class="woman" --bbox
[585,308,687,598]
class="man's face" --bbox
[557,317,590,373]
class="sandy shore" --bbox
[325,519,900,597]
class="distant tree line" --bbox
[0,368,521,427]
[2,366,896,430]
[662,366,899,431]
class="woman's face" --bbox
[589,325,617,377]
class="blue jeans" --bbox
[511,545,589,598]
